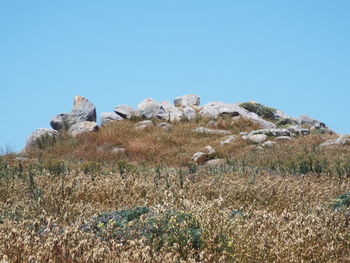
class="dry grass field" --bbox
[1,117,349,262]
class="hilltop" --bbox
[0,95,349,262]
[23,94,345,166]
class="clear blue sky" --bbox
[1,1,349,152]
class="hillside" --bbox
[0,95,349,262]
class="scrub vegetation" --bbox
[1,118,349,262]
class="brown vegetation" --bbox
[1,118,350,262]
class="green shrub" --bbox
[83,207,202,252]
[276,118,295,127]
[330,192,350,211]
[240,102,277,120]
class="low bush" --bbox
[240,102,277,120]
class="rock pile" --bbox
[25,94,339,152]
[50,96,97,131]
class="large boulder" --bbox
[248,128,294,137]
[50,96,96,131]
[137,98,161,119]
[199,102,275,129]
[220,135,236,145]
[157,101,183,121]
[247,134,268,143]
[205,158,226,167]
[68,121,98,137]
[262,140,277,148]
[114,105,134,119]
[287,125,310,135]
[135,120,153,130]
[25,128,59,150]
[193,127,232,135]
[100,112,123,126]
[192,152,206,163]
[50,113,75,130]
[174,95,200,107]
[182,106,197,121]
[71,96,96,122]
[297,115,325,128]
[320,135,350,147]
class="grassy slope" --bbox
[0,117,350,262]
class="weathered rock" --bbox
[100,112,123,126]
[276,136,292,141]
[174,95,200,107]
[320,135,350,147]
[240,132,249,136]
[262,140,277,148]
[274,109,291,120]
[193,127,232,135]
[205,158,225,166]
[50,96,96,131]
[114,105,134,119]
[192,152,206,163]
[182,106,197,121]
[220,135,236,145]
[25,128,59,150]
[137,98,161,119]
[247,134,268,143]
[135,120,153,130]
[135,120,153,127]
[157,122,172,130]
[132,109,143,118]
[68,121,98,137]
[112,147,126,154]
[203,146,215,155]
[297,115,326,128]
[287,125,310,135]
[199,102,275,129]
[157,101,183,121]
[248,128,294,137]
[71,96,96,123]
[50,113,74,130]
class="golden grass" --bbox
[1,118,349,262]
[0,161,349,262]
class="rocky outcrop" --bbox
[135,120,153,130]
[157,101,183,121]
[247,134,268,143]
[204,158,225,166]
[193,127,232,135]
[68,121,98,137]
[203,146,215,155]
[262,141,277,148]
[26,128,59,150]
[137,98,161,119]
[50,96,96,131]
[182,106,197,120]
[287,125,310,135]
[192,152,206,163]
[157,122,172,130]
[199,102,275,129]
[114,105,134,119]
[100,112,123,126]
[174,95,200,107]
[220,136,236,145]
[248,128,294,137]
[320,135,350,147]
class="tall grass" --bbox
[1,118,349,262]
